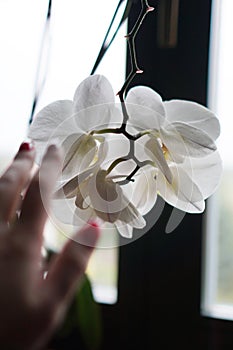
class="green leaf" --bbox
[76,276,103,350]
[54,274,102,350]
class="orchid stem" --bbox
[93,127,149,141]
[117,159,154,185]
[107,158,128,174]
[117,0,154,126]
[118,1,154,101]
[100,1,155,184]
[118,165,140,185]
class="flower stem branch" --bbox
[117,165,140,185]
[117,158,154,185]
[97,1,154,184]
[107,158,128,174]
[93,127,151,141]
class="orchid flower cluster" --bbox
[28,1,222,239]
[28,73,222,238]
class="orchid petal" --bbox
[109,159,136,178]
[72,103,121,133]
[56,141,108,197]
[28,100,74,163]
[125,86,165,132]
[126,103,164,134]
[103,134,130,170]
[127,86,165,117]
[181,151,223,199]
[56,170,91,199]
[73,75,115,113]
[161,123,217,158]
[61,133,97,180]
[129,168,158,215]
[75,179,90,209]
[85,170,145,228]
[135,134,172,183]
[29,100,74,141]
[117,200,146,228]
[115,222,133,238]
[164,100,220,141]
[108,103,123,129]
[145,136,173,184]
[157,164,205,213]
[88,170,128,223]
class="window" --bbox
[0,0,127,305]
[0,0,126,157]
[202,0,233,320]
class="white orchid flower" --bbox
[55,168,146,239]
[28,75,121,180]
[53,141,158,238]
[126,85,222,212]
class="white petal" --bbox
[161,123,217,158]
[28,100,74,163]
[29,100,74,141]
[115,222,133,238]
[102,134,130,170]
[135,134,173,183]
[56,141,108,197]
[145,136,173,183]
[57,168,93,199]
[109,159,136,177]
[181,151,223,199]
[107,103,123,129]
[164,100,220,141]
[126,86,165,132]
[72,103,120,133]
[73,75,115,113]
[75,179,90,208]
[117,201,146,228]
[157,164,205,213]
[129,168,158,215]
[88,170,128,222]
[126,103,164,134]
[61,133,97,180]
[127,86,165,117]
[87,170,145,228]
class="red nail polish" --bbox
[88,220,99,228]
[19,141,34,151]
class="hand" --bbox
[0,142,99,350]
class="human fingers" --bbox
[15,145,62,251]
[45,224,99,306]
[0,141,35,223]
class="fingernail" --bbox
[88,220,99,229]
[19,140,34,151]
